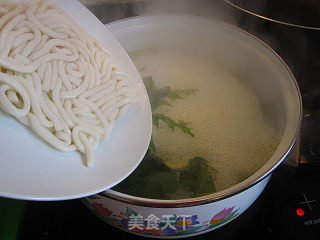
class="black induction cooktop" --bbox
[1,1,320,239]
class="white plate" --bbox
[0,0,152,200]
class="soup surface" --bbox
[112,48,280,199]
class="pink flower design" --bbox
[210,207,235,225]
[92,202,113,217]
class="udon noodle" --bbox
[0,0,138,166]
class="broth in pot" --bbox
[112,47,280,199]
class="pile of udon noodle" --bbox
[0,0,138,166]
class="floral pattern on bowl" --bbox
[82,197,239,237]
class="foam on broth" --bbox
[131,48,280,193]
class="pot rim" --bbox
[224,0,320,31]
[98,14,302,208]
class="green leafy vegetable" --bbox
[138,67,146,73]
[148,137,156,158]
[178,157,216,197]
[113,151,216,199]
[143,75,196,137]
[153,114,194,137]
[111,69,217,199]
[112,150,179,199]
[143,76,196,111]
[144,171,179,199]
[168,89,197,100]
[143,76,171,110]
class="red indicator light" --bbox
[296,208,305,216]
